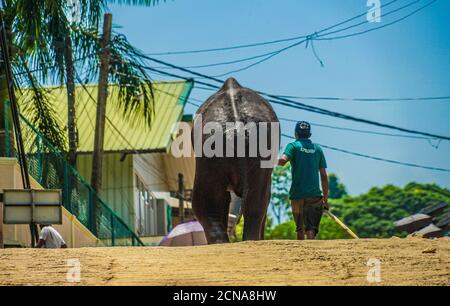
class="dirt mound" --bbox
[0,238,448,286]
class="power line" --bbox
[145,0,401,56]
[149,0,421,74]
[138,0,428,77]
[262,96,450,141]
[317,0,423,38]
[185,103,442,147]
[210,0,438,78]
[279,116,443,148]
[151,50,281,70]
[282,134,450,173]
[123,57,450,141]
[278,117,430,140]
[269,95,450,102]
[161,93,436,145]
[95,85,449,172]
[150,0,433,78]
[317,0,437,41]
[81,78,448,172]
[194,82,450,103]
[74,73,175,186]
[15,53,97,76]
[75,72,449,173]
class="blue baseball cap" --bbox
[295,121,311,137]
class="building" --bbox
[394,202,449,238]
[19,80,197,244]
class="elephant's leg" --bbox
[259,214,267,240]
[192,178,231,244]
[242,170,272,241]
[243,178,270,240]
[242,194,266,241]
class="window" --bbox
[134,174,167,236]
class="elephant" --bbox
[192,78,279,244]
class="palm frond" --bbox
[70,25,100,81]
[17,57,67,151]
[109,33,154,128]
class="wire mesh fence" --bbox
[3,101,143,246]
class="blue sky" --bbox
[110,0,450,196]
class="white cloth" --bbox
[39,226,66,248]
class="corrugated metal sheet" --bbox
[18,80,194,153]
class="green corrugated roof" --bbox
[19,80,193,153]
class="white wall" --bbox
[133,154,170,192]
[0,158,102,248]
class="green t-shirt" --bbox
[283,139,327,200]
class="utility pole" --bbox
[65,33,77,168]
[178,173,185,224]
[91,13,112,233]
[0,9,13,158]
[0,10,35,246]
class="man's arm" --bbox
[278,154,290,166]
[320,168,329,210]
[35,227,47,248]
[36,239,45,248]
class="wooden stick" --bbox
[324,210,359,239]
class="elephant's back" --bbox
[196,78,278,126]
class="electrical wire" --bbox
[317,0,437,41]
[74,73,176,186]
[194,82,450,103]
[186,101,443,148]
[142,0,435,78]
[145,0,401,56]
[282,133,450,172]
[71,71,450,174]
[278,117,429,140]
[271,95,450,102]
[122,58,450,141]
[210,0,438,78]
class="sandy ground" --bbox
[0,237,448,286]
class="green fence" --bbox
[3,101,144,246]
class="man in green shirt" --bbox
[278,121,329,240]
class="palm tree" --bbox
[1,0,165,164]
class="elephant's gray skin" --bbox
[192,78,279,244]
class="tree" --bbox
[265,180,450,240]
[1,0,165,165]
[266,221,296,240]
[233,214,274,242]
[327,183,450,238]
[328,173,348,199]
[270,165,292,225]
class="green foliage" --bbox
[317,216,350,239]
[327,182,450,238]
[270,165,292,224]
[264,176,450,240]
[232,214,274,242]
[329,173,348,199]
[5,0,162,153]
[266,221,296,240]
